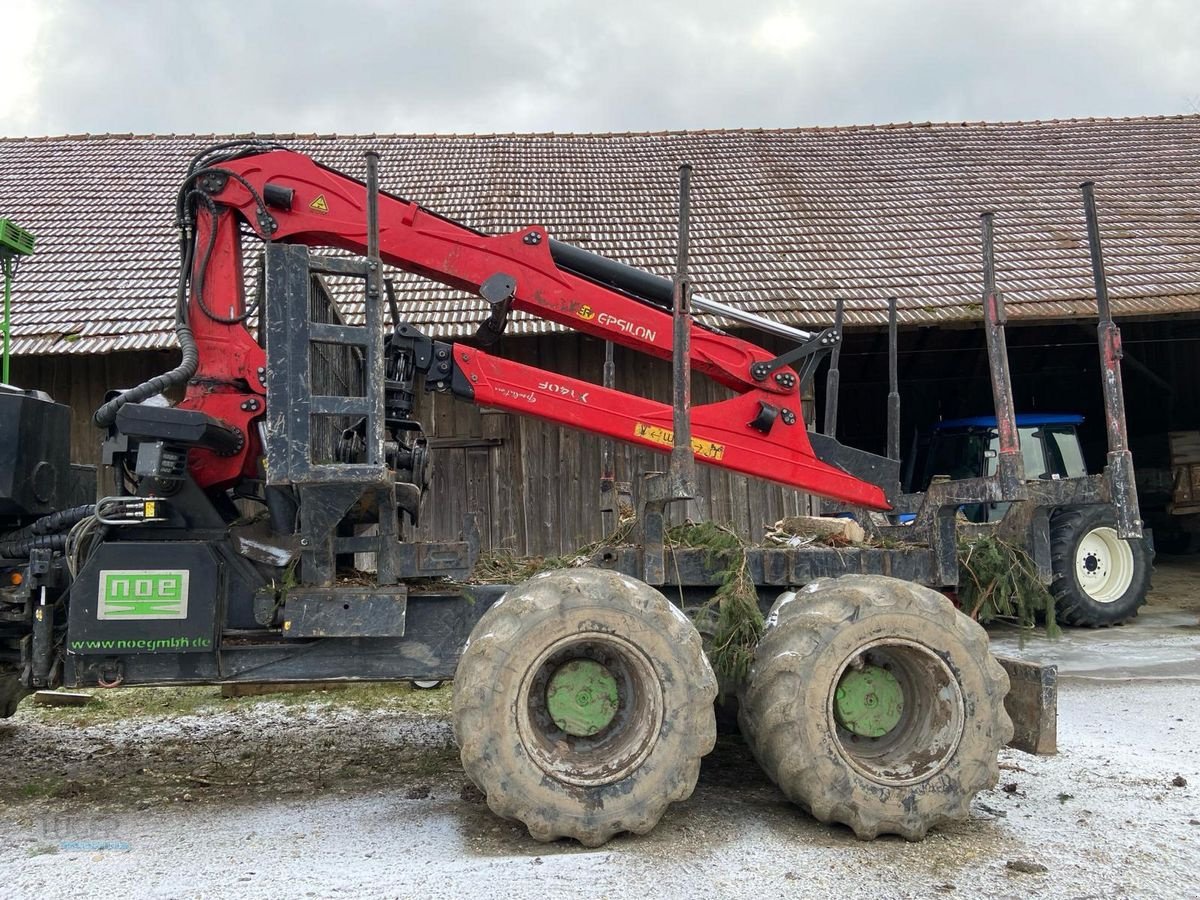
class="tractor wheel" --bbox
[1050,505,1153,627]
[739,575,1012,841]
[0,673,27,719]
[691,605,742,734]
[453,568,717,847]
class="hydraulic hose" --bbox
[93,143,279,430]
[0,533,67,560]
[92,324,198,428]
[0,505,94,542]
[93,231,197,428]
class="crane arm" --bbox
[178,147,889,509]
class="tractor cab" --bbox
[912,414,1088,522]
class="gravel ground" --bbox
[0,559,1197,899]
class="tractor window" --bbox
[924,431,990,484]
[1043,426,1088,478]
[1018,426,1049,480]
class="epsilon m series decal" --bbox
[97,570,190,620]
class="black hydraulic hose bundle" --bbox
[92,230,198,428]
[0,505,94,559]
[91,140,281,429]
[0,533,68,560]
[1,505,93,540]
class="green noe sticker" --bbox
[98,570,190,620]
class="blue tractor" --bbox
[907,413,1153,627]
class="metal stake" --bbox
[980,212,1025,497]
[886,298,900,461]
[1081,182,1142,537]
[669,163,697,495]
[823,298,844,437]
[638,164,699,583]
[600,340,617,533]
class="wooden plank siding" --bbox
[410,333,814,555]
[10,349,180,496]
[10,336,814,555]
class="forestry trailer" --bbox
[0,142,1147,846]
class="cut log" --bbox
[769,515,866,544]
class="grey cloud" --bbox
[7,0,1200,137]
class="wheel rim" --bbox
[826,638,965,787]
[834,665,904,738]
[1075,526,1135,603]
[518,632,664,788]
[546,659,620,736]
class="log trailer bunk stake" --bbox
[0,143,1147,845]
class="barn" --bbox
[2,116,1199,554]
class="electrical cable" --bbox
[65,512,107,578]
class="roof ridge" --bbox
[2,113,1197,143]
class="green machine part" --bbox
[833,664,905,738]
[0,217,37,384]
[545,658,621,737]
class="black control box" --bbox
[0,385,71,525]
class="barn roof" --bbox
[2,117,1200,355]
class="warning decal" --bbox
[634,422,726,460]
[309,194,330,213]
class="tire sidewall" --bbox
[762,608,1000,812]
[740,576,1011,839]
[0,675,27,719]
[454,570,715,839]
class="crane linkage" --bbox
[172,145,891,510]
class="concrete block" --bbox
[996,655,1057,755]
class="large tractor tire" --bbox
[453,568,717,847]
[0,673,27,719]
[739,575,1012,841]
[1050,505,1153,627]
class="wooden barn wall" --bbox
[823,317,1200,482]
[19,317,1195,557]
[9,341,813,556]
[9,350,178,471]
[411,333,815,555]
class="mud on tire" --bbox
[739,574,1012,841]
[1050,505,1153,627]
[0,673,27,719]
[453,568,717,847]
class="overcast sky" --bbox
[2,0,1198,136]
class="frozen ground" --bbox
[0,559,1197,899]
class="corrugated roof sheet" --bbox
[2,117,1199,355]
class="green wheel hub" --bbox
[546,659,620,736]
[834,664,904,738]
